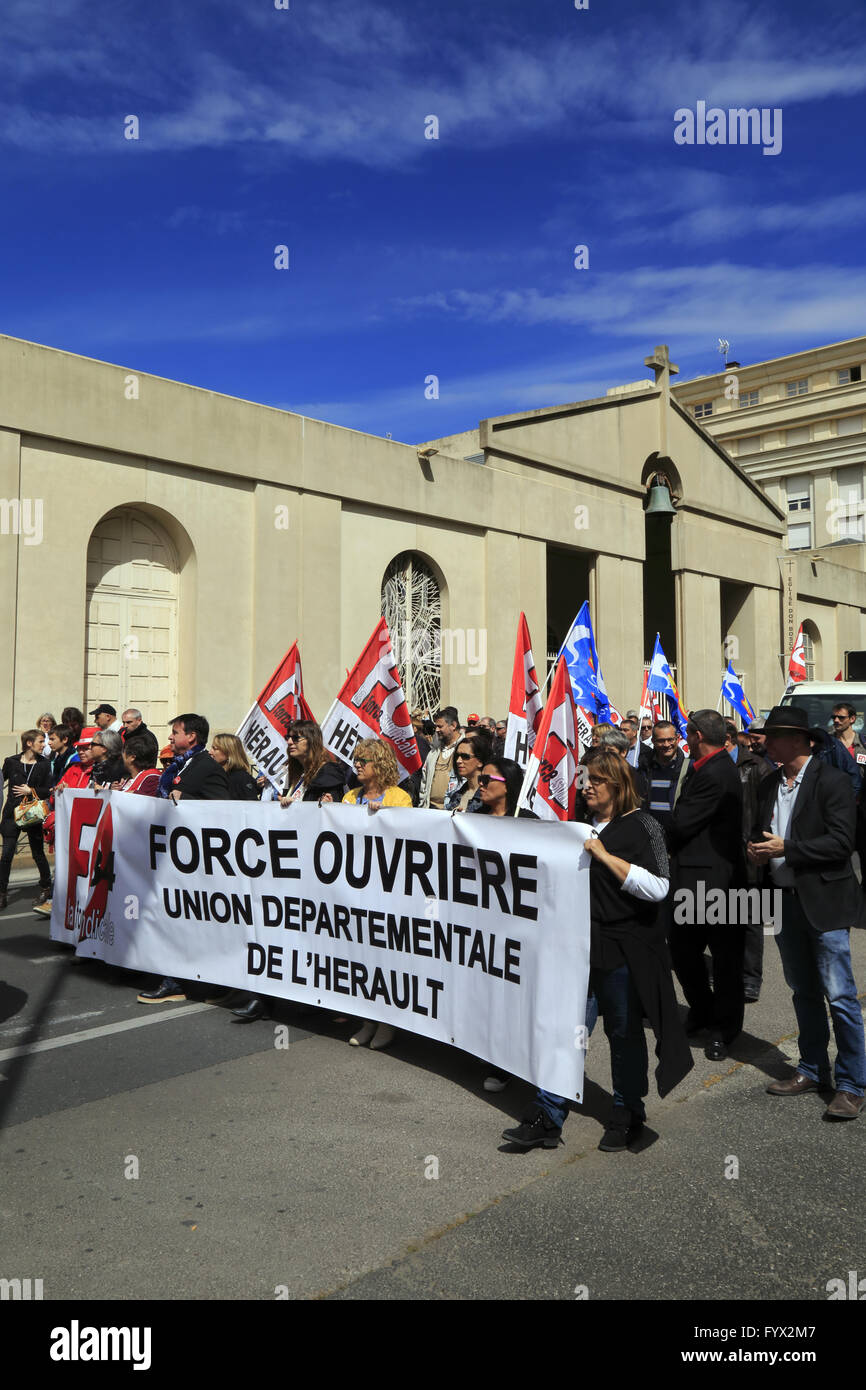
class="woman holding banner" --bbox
[445,731,493,814]
[343,739,412,1048]
[279,721,345,806]
[210,734,261,801]
[502,749,691,1153]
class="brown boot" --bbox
[33,886,52,906]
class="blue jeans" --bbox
[776,891,866,1097]
[536,963,649,1128]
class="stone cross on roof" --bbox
[644,344,679,394]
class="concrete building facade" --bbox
[1,334,863,758]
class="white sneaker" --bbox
[349,1021,376,1047]
[370,1023,397,1050]
[484,1073,510,1092]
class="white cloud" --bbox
[400,263,866,343]
[0,0,864,166]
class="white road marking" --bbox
[0,909,44,921]
[29,954,67,964]
[0,1003,210,1062]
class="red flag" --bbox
[504,613,543,768]
[835,671,843,681]
[788,624,807,685]
[236,642,314,789]
[516,656,580,821]
[321,618,421,777]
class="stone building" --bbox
[1,333,863,758]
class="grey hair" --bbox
[598,728,629,754]
[98,729,123,756]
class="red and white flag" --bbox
[787,624,807,688]
[504,613,544,769]
[321,618,421,777]
[236,642,315,790]
[516,657,580,821]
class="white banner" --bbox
[51,792,591,1098]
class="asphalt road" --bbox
[2,871,865,1303]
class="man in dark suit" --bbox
[668,709,746,1061]
[137,712,229,1003]
[748,706,866,1119]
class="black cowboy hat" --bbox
[763,705,827,743]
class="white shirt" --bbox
[769,755,812,886]
[590,816,669,903]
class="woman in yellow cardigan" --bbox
[343,738,413,1048]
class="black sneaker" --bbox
[598,1105,642,1152]
[502,1106,562,1150]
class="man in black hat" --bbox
[90,703,122,733]
[668,708,746,1061]
[748,706,865,1119]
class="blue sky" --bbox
[1,0,864,442]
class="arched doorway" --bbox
[85,509,179,733]
[381,552,442,712]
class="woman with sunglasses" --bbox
[445,731,493,813]
[477,756,537,819]
[279,720,346,806]
[502,748,691,1153]
[342,738,413,1049]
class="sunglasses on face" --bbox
[454,751,475,761]
[286,735,306,744]
[478,774,506,787]
[353,758,371,767]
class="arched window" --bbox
[381,552,441,712]
[801,621,820,681]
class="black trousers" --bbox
[670,923,746,1043]
[0,821,52,892]
[743,922,764,990]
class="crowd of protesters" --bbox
[2,691,865,1149]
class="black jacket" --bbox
[168,748,230,801]
[284,760,346,803]
[226,767,262,802]
[121,720,151,743]
[754,758,862,932]
[1,755,51,825]
[668,748,746,894]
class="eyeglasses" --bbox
[454,751,474,761]
[586,775,610,787]
[478,774,506,787]
[353,758,371,767]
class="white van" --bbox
[779,682,866,736]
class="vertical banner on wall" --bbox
[320,619,422,777]
[236,642,315,790]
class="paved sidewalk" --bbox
[1,918,864,1300]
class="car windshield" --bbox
[781,692,865,736]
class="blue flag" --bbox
[721,662,756,725]
[646,634,688,739]
[560,601,611,722]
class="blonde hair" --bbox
[584,748,640,818]
[354,737,401,790]
[212,733,253,776]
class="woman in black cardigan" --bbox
[0,729,53,910]
[503,748,691,1153]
